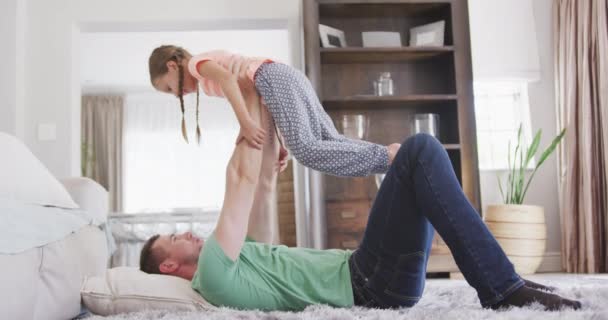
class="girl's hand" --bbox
[387,143,401,165]
[277,146,289,172]
[237,120,267,149]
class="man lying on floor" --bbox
[139,101,581,312]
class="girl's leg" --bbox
[254,63,389,177]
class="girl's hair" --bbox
[149,45,201,144]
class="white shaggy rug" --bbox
[85,274,608,320]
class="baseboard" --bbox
[427,254,459,273]
[438,251,563,278]
[537,251,563,273]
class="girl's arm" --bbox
[197,60,266,149]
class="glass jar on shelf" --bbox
[373,72,395,96]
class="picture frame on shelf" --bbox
[362,31,402,47]
[409,20,445,47]
[319,24,347,48]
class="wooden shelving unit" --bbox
[302,0,480,274]
[321,46,454,63]
[323,94,458,109]
[443,144,461,150]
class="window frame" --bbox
[473,80,536,172]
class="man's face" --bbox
[154,231,204,268]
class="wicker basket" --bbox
[484,204,546,274]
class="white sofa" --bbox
[0,132,110,320]
[0,177,110,320]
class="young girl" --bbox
[148,45,400,177]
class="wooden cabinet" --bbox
[327,199,371,249]
[303,0,480,273]
[326,200,371,229]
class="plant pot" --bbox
[484,204,546,275]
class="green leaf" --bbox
[509,125,523,204]
[517,128,525,204]
[497,173,506,203]
[536,128,566,169]
[499,121,566,205]
[525,130,542,168]
[521,128,567,201]
[506,140,512,203]
[521,168,539,204]
[510,143,519,204]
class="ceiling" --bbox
[80,29,290,92]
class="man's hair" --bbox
[139,234,166,274]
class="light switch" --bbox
[38,123,57,141]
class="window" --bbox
[474,81,535,171]
[122,92,238,213]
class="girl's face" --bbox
[153,60,198,97]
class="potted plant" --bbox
[484,124,566,274]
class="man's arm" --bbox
[214,92,265,261]
[246,108,281,244]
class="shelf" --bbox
[319,3,449,19]
[323,94,457,109]
[321,47,454,64]
[443,144,461,150]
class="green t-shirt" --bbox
[191,234,354,311]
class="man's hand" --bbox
[237,120,266,150]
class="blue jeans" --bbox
[349,133,524,308]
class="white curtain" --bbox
[123,92,239,213]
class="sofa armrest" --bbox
[60,177,109,224]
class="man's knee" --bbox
[405,133,439,149]
[394,133,440,166]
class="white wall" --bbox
[478,0,562,268]
[13,0,303,178]
[468,0,540,81]
[0,0,22,138]
[528,0,561,256]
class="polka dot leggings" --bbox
[254,62,389,177]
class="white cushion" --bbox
[81,267,215,316]
[60,177,108,224]
[0,132,78,208]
